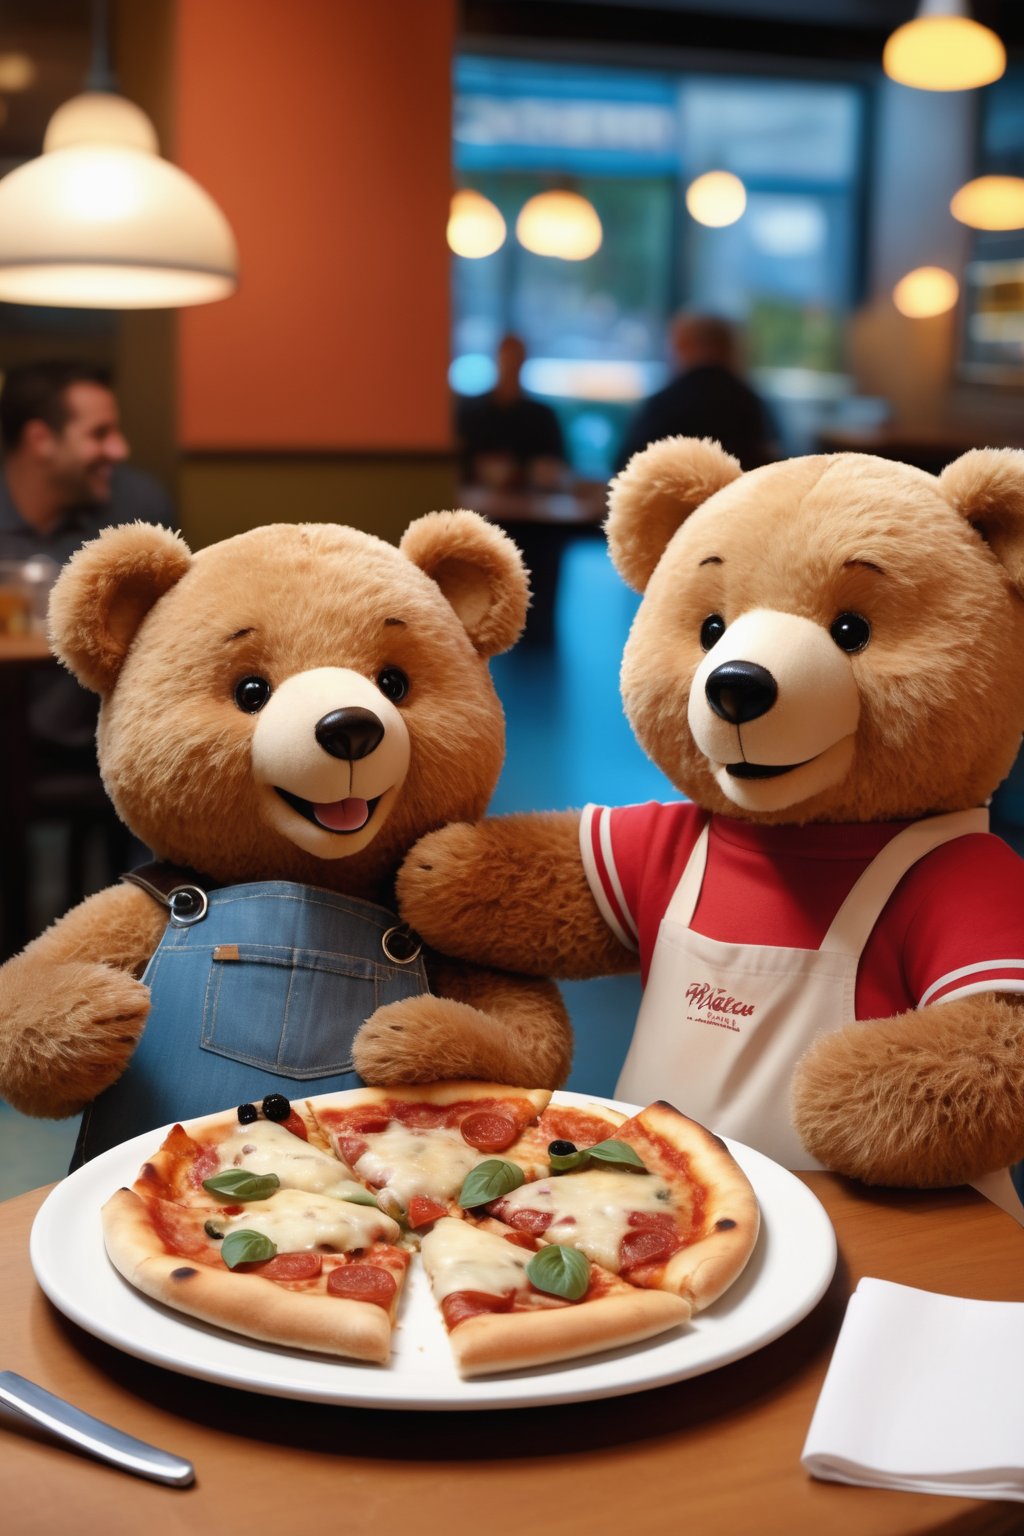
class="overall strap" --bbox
[121,861,214,927]
[820,809,989,958]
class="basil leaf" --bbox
[202,1169,281,1202]
[458,1158,525,1209]
[548,1148,590,1173]
[585,1139,647,1171]
[526,1243,590,1301]
[220,1229,277,1268]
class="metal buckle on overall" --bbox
[381,924,422,964]
[167,884,210,927]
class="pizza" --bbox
[100,1083,760,1377]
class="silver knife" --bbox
[0,1371,195,1487]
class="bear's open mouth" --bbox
[726,758,813,780]
[275,787,383,833]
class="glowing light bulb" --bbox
[447,189,506,259]
[883,7,1005,92]
[892,266,959,318]
[950,176,1024,231]
[685,171,747,229]
[515,190,602,261]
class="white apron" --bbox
[615,808,1021,1218]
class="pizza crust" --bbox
[446,1287,690,1377]
[623,1102,761,1311]
[101,1187,395,1364]
[306,1082,552,1116]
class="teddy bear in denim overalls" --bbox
[0,513,572,1163]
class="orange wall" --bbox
[175,0,455,452]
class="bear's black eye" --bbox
[377,666,409,704]
[700,614,726,651]
[234,675,272,713]
[830,612,871,654]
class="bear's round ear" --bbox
[606,436,743,592]
[400,509,528,656]
[49,521,192,694]
[939,448,1024,591]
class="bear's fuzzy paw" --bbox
[791,995,1024,1187]
[354,994,537,1086]
[0,959,150,1118]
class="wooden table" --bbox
[2,1175,1022,1536]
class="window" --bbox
[452,56,868,473]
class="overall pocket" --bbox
[200,943,389,1078]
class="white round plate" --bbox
[30,1090,836,1410]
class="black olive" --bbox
[237,1102,258,1125]
[548,1139,577,1157]
[262,1093,291,1122]
[204,1220,224,1240]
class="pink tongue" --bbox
[314,797,370,831]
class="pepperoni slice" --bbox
[620,1226,682,1271]
[281,1111,308,1141]
[442,1289,516,1330]
[338,1135,368,1167]
[627,1210,677,1234]
[407,1196,448,1228]
[490,1203,551,1236]
[327,1263,397,1309]
[460,1110,518,1153]
[252,1252,323,1282]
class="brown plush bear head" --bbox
[606,438,1024,824]
[49,514,527,898]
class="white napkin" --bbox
[802,1277,1024,1502]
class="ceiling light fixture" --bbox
[0,1,237,309]
[447,189,506,259]
[892,265,960,317]
[685,171,747,229]
[515,189,602,261]
[883,0,1005,92]
[950,175,1024,231]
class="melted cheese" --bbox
[498,1168,675,1272]
[348,1124,482,1205]
[217,1120,367,1201]
[419,1217,532,1302]
[221,1187,400,1252]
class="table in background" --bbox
[2,1174,1022,1535]
[459,481,606,644]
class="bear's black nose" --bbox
[705,661,777,725]
[315,707,385,761]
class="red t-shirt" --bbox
[580,801,1024,1020]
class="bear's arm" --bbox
[0,883,166,1118]
[791,992,1024,1188]
[396,811,637,978]
[354,957,574,1089]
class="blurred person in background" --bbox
[456,332,568,490]
[616,312,778,474]
[0,359,176,766]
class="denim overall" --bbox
[72,865,429,1166]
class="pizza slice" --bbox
[476,1100,760,1313]
[101,1180,411,1363]
[419,1216,689,1377]
[306,1082,553,1227]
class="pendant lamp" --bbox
[515,189,602,261]
[951,175,1024,231]
[447,189,506,259]
[685,171,747,229]
[0,3,237,309]
[883,0,1005,92]
[892,266,959,317]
